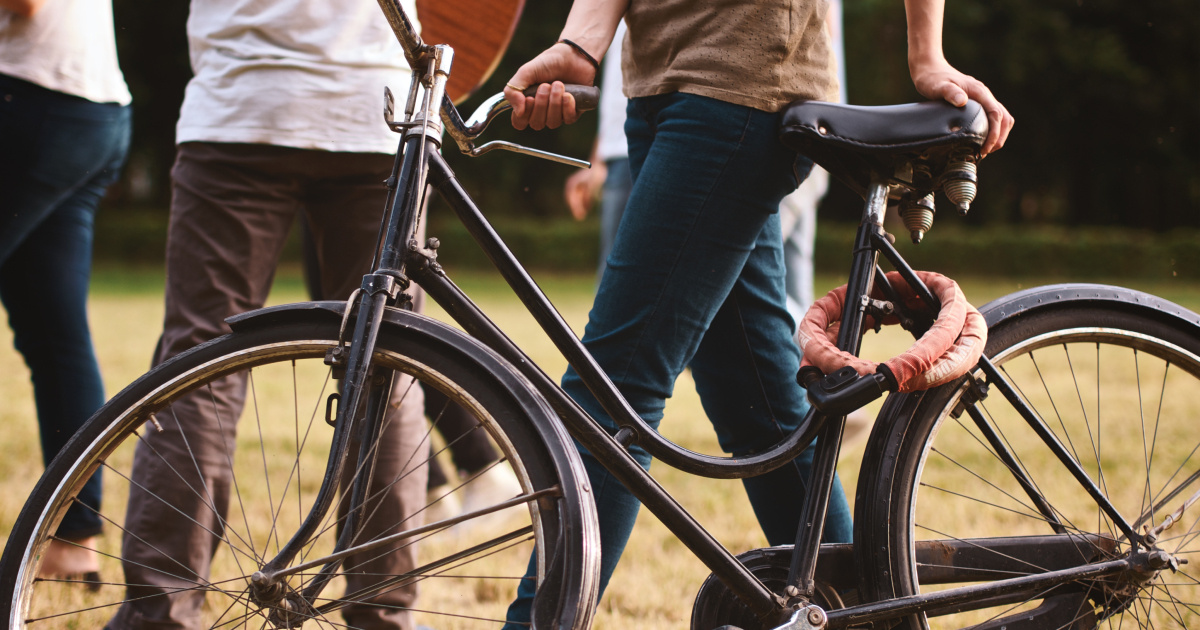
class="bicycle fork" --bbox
[242,283,401,624]
[244,117,438,622]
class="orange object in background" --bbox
[416,0,524,103]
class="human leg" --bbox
[339,376,428,630]
[423,377,526,532]
[297,171,507,526]
[298,208,460,526]
[596,157,631,280]
[423,386,501,476]
[779,165,827,325]
[0,74,131,555]
[1,195,112,564]
[572,94,838,579]
[0,75,130,261]
[778,168,873,453]
[110,143,307,628]
[504,94,832,627]
[687,212,851,546]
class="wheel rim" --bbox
[905,326,1200,629]
[11,337,555,629]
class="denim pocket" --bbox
[791,153,815,190]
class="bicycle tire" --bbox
[857,286,1200,629]
[0,304,599,629]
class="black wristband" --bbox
[557,38,601,73]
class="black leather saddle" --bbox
[780,100,988,196]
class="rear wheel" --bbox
[0,311,597,629]
[861,300,1200,629]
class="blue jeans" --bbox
[0,74,131,540]
[505,93,852,626]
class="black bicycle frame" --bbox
[411,139,1148,627]
[249,119,1150,626]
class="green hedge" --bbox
[815,223,1199,281]
[94,206,1197,280]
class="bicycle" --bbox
[4,1,1200,628]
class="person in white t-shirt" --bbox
[0,0,131,584]
[107,1,428,628]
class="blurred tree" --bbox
[111,0,191,206]
[106,0,1198,228]
[841,0,1199,229]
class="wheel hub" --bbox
[1094,548,1183,620]
[250,570,315,628]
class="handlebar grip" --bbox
[520,84,601,112]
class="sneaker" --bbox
[457,465,524,536]
[39,536,101,591]
[423,484,463,526]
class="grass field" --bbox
[2,265,1198,628]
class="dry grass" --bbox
[2,267,1198,628]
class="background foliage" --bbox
[109,0,1198,230]
[836,0,1199,230]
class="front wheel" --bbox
[858,288,1200,629]
[0,307,598,629]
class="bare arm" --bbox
[504,0,627,130]
[904,0,1013,154]
[563,141,607,220]
[1,0,49,18]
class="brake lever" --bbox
[468,140,591,168]
[440,84,601,168]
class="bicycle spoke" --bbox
[2,320,598,629]
[982,371,1088,535]
[247,371,282,561]
[1063,344,1107,499]
[130,412,260,566]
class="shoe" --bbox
[461,464,522,513]
[424,484,463,526]
[38,536,101,592]
[457,465,524,536]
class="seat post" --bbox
[836,180,889,355]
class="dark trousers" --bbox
[109,142,428,630]
[299,221,498,487]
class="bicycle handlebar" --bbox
[447,84,600,146]
[376,0,599,162]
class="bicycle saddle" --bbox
[780,100,987,196]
